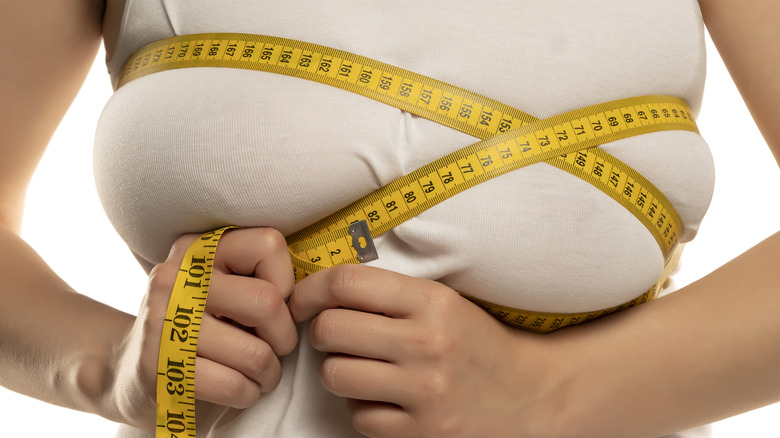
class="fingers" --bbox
[346,399,415,438]
[198,313,282,394]
[215,228,294,300]
[347,398,466,438]
[148,227,298,412]
[194,355,264,409]
[290,264,445,322]
[309,308,411,361]
[167,227,294,299]
[319,355,410,405]
[207,273,297,355]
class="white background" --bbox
[1,32,779,437]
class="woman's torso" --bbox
[97,1,714,436]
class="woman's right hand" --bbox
[110,227,298,430]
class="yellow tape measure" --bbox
[155,227,234,437]
[116,33,700,437]
[284,96,692,270]
[118,33,695,274]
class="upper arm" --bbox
[698,0,780,165]
[0,0,104,232]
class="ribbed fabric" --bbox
[98,1,715,436]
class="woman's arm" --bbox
[0,0,131,419]
[0,0,104,231]
[530,3,780,436]
[545,231,780,437]
[1,1,300,428]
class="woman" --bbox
[1,1,778,437]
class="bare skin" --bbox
[0,0,778,437]
[102,0,126,61]
[1,1,297,429]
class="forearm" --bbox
[0,225,134,422]
[545,230,780,437]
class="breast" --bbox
[95,0,713,314]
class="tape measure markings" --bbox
[119,34,703,437]
[155,227,234,437]
[285,98,693,274]
[464,241,685,333]
[119,35,697,326]
[119,34,693,271]
[120,34,534,135]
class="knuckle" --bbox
[167,233,199,260]
[424,282,458,309]
[248,283,285,315]
[147,263,178,297]
[429,330,457,358]
[256,227,288,255]
[421,370,455,402]
[244,343,275,377]
[411,328,457,360]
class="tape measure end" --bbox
[348,220,378,263]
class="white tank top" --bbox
[96,1,714,436]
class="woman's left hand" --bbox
[289,264,557,438]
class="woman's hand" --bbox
[289,264,558,438]
[111,227,298,429]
